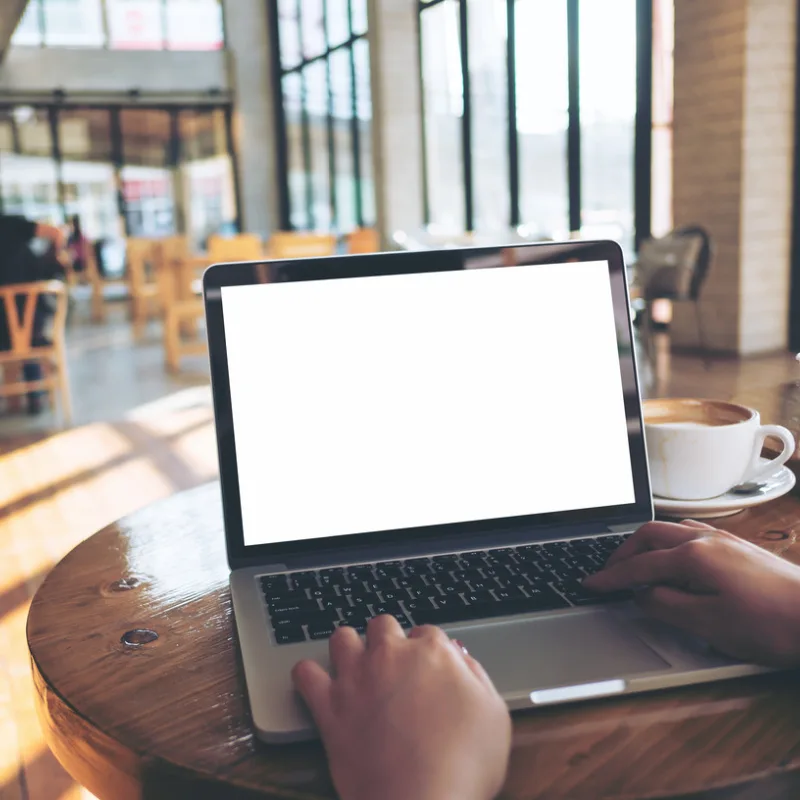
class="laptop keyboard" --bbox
[259,534,632,645]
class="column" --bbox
[222,0,280,239]
[368,0,425,246]
[671,0,797,354]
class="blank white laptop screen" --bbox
[221,261,635,547]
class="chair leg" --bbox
[694,298,711,370]
[165,313,180,373]
[56,349,73,427]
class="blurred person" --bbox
[0,213,67,414]
[67,214,90,273]
[294,520,800,800]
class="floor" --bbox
[0,298,798,799]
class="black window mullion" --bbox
[48,106,67,223]
[459,0,473,231]
[506,0,519,228]
[566,0,581,233]
[267,0,291,229]
[417,4,430,226]
[634,0,653,250]
[348,0,364,228]
[323,1,338,231]
[296,0,315,229]
[224,106,244,234]
[110,107,131,236]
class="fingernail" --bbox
[452,639,468,655]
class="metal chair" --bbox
[634,226,714,367]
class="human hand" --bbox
[292,617,512,800]
[583,520,800,667]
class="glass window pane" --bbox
[330,49,355,231]
[302,0,326,60]
[11,3,44,46]
[515,0,569,239]
[283,73,308,228]
[351,0,367,35]
[58,109,122,241]
[120,110,176,236]
[353,38,374,225]
[579,0,637,253]
[305,61,331,230]
[166,0,224,50]
[43,0,105,46]
[421,1,465,232]
[0,108,62,225]
[108,0,165,50]
[179,110,236,248]
[467,0,508,232]
[326,0,350,47]
[278,0,301,69]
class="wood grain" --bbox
[26,481,800,800]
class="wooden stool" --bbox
[0,280,72,424]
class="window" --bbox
[579,0,637,252]
[11,0,225,50]
[419,0,654,251]
[0,103,238,249]
[59,108,121,240]
[0,107,61,224]
[272,0,372,233]
[178,109,237,248]
[420,0,464,231]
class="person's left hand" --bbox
[292,617,512,800]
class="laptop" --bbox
[203,240,768,744]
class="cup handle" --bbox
[742,425,796,484]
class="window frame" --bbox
[418,0,655,247]
[269,0,371,232]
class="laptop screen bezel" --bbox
[203,240,653,570]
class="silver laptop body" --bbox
[203,241,768,744]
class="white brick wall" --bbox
[671,0,796,355]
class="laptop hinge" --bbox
[606,522,644,533]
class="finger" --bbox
[408,624,450,644]
[681,519,718,530]
[366,614,405,648]
[583,547,693,592]
[292,660,333,732]
[329,625,365,674]
[605,521,708,567]
[634,585,713,636]
[460,650,500,693]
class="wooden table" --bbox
[28,479,800,800]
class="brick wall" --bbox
[671,0,796,354]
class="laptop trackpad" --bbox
[454,610,670,694]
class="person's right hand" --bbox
[583,520,800,666]
[292,617,511,800]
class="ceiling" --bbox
[0,0,29,64]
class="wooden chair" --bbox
[207,234,264,263]
[0,281,72,424]
[346,228,381,254]
[126,238,161,340]
[155,242,207,373]
[266,232,338,259]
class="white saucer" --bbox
[653,458,797,519]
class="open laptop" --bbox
[203,240,768,744]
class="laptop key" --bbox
[275,626,306,644]
[372,601,403,616]
[308,621,337,640]
[268,598,320,616]
[289,571,320,589]
[262,587,308,603]
[260,575,291,593]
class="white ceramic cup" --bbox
[643,398,796,501]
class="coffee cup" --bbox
[642,398,796,501]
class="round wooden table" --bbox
[28,480,800,800]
